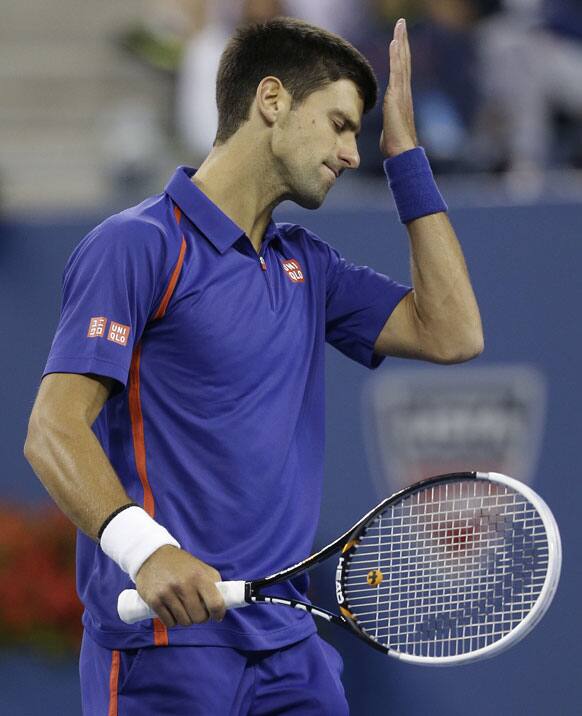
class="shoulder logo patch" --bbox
[107,321,131,346]
[87,317,107,338]
[281,258,305,283]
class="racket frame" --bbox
[245,471,562,665]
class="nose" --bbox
[338,139,360,170]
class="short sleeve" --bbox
[323,243,411,368]
[43,216,177,390]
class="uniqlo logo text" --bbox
[87,317,107,338]
[281,259,305,283]
[107,321,131,346]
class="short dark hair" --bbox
[215,17,378,144]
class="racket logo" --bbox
[366,568,384,587]
[440,524,475,551]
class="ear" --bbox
[255,76,290,127]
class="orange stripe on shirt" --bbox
[128,343,168,646]
[153,206,187,320]
[128,343,154,517]
[126,225,187,647]
[153,618,169,646]
[108,650,120,716]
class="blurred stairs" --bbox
[0,0,177,213]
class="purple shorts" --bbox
[80,631,349,715]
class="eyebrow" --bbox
[332,110,361,137]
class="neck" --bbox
[192,130,287,253]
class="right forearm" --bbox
[24,374,225,627]
[24,416,224,625]
[24,415,131,541]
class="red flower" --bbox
[0,503,83,652]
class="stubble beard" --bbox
[288,167,329,210]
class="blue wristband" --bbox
[384,147,447,224]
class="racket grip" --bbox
[117,581,247,624]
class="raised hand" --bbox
[380,18,419,159]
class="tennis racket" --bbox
[118,471,561,665]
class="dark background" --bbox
[1,195,580,714]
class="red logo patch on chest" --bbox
[280,258,305,283]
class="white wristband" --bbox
[100,506,180,581]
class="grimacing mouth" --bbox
[323,163,339,178]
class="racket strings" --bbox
[342,479,549,658]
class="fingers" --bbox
[403,20,411,85]
[174,572,224,625]
[391,19,410,95]
[145,590,195,628]
[169,593,200,627]
[199,582,227,623]
[382,17,418,157]
[147,599,178,628]
[148,582,218,628]
[388,32,400,92]
[180,593,211,626]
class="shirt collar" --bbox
[165,166,243,253]
[164,166,281,254]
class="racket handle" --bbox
[216,580,247,609]
[117,581,247,624]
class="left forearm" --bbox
[407,212,483,362]
[376,18,483,364]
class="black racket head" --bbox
[335,472,561,665]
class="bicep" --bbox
[32,373,115,428]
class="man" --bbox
[24,16,483,716]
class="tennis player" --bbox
[24,16,483,715]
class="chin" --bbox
[295,196,324,210]
[290,185,328,210]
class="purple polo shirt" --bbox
[43,166,411,650]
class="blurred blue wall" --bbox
[2,198,580,714]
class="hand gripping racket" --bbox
[118,472,561,665]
